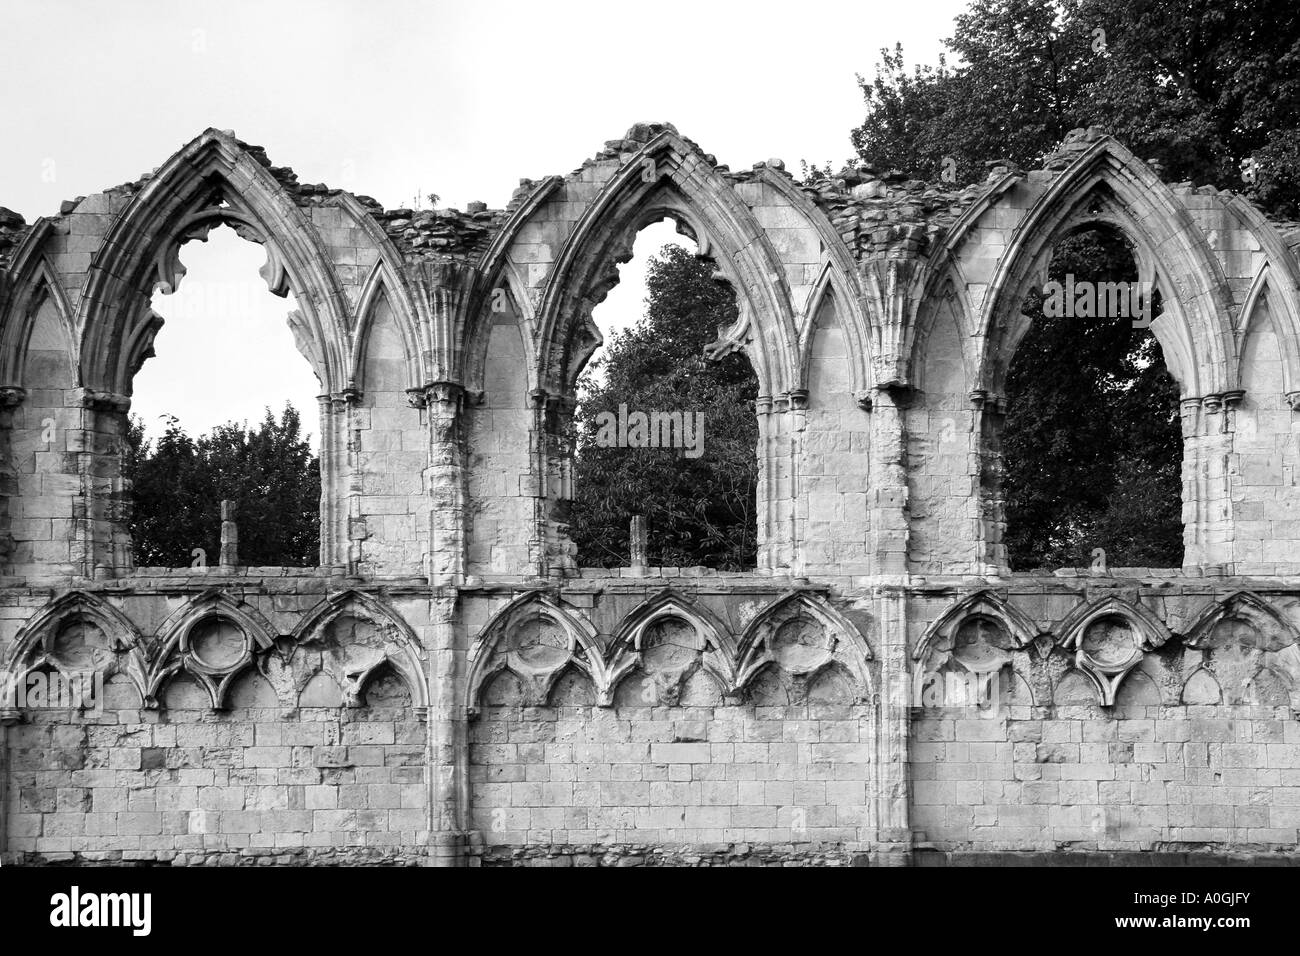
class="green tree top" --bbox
[124,405,320,567]
[852,0,1300,215]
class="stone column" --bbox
[528,388,577,580]
[873,583,912,864]
[972,389,1008,574]
[316,392,348,572]
[426,591,465,866]
[0,387,26,574]
[754,395,775,570]
[868,385,910,575]
[420,383,469,865]
[424,382,467,585]
[71,388,132,579]
[336,390,367,577]
[784,389,808,576]
[629,515,647,574]
[1182,393,1235,570]
[219,499,238,568]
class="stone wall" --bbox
[912,706,1300,853]
[7,676,425,865]
[3,123,1300,865]
[470,700,874,849]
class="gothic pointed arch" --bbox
[287,589,429,711]
[338,193,427,394]
[0,226,76,386]
[908,273,975,394]
[461,260,539,396]
[757,168,875,395]
[736,590,873,702]
[534,130,797,397]
[78,128,351,397]
[796,261,878,397]
[349,260,425,395]
[1180,591,1299,706]
[464,175,563,389]
[466,589,605,714]
[1235,266,1300,399]
[1056,594,1170,706]
[914,589,1039,664]
[606,588,738,703]
[1225,194,1300,400]
[903,171,1020,384]
[1183,590,1299,649]
[976,136,1234,399]
[1,590,147,712]
[145,588,278,709]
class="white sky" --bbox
[0,0,965,446]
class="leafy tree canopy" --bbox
[569,244,759,570]
[124,405,320,567]
[844,0,1267,568]
[1002,228,1183,569]
[851,0,1300,216]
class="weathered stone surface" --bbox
[1,123,1299,865]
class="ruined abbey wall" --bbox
[2,123,1300,865]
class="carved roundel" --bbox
[639,616,701,671]
[769,616,834,673]
[1208,615,1261,649]
[951,616,1011,672]
[48,619,116,673]
[507,613,572,671]
[1079,616,1141,671]
[180,616,252,675]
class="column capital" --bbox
[74,387,130,413]
[328,389,360,411]
[409,381,465,410]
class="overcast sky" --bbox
[1,0,965,445]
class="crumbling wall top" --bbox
[0,207,30,272]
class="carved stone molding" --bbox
[74,388,131,414]
[1057,596,1170,707]
[703,305,750,361]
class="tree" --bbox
[844,0,1296,568]
[851,0,1300,215]
[569,245,759,570]
[1002,228,1183,569]
[123,405,320,567]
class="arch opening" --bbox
[568,217,760,571]
[1000,223,1184,570]
[125,225,322,568]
